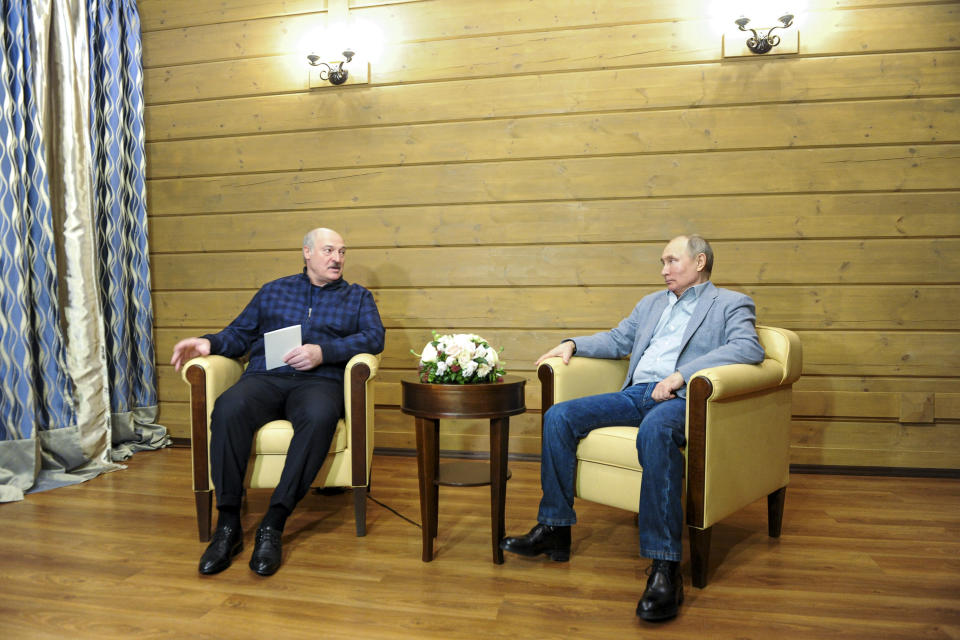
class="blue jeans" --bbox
[537,382,687,561]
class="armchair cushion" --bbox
[253,420,348,456]
[575,426,644,513]
[576,426,644,471]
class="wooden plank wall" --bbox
[142,0,960,469]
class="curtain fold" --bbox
[0,0,167,503]
[88,0,168,461]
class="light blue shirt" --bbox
[631,282,708,385]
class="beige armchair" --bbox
[182,353,380,542]
[538,326,801,588]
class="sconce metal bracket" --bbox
[308,60,370,89]
[723,28,798,58]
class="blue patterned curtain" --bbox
[0,0,168,502]
[89,0,167,460]
[0,0,77,500]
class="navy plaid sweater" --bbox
[203,270,384,383]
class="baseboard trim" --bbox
[167,440,958,478]
[788,464,960,479]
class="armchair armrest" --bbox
[686,356,797,534]
[344,352,381,401]
[688,359,790,402]
[539,356,630,404]
[687,327,800,401]
[182,355,245,414]
[344,353,381,489]
[539,356,630,436]
[182,355,244,539]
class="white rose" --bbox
[450,334,470,354]
[442,337,461,357]
[435,361,448,375]
[461,360,478,378]
[483,346,498,365]
[445,355,456,367]
[456,349,473,368]
[420,342,438,364]
[477,363,492,378]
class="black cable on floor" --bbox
[367,493,421,529]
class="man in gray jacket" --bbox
[501,234,764,622]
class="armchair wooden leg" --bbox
[354,486,367,537]
[768,486,787,538]
[195,490,212,542]
[688,525,712,589]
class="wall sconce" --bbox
[734,14,794,54]
[306,49,355,85]
[300,16,380,89]
[722,9,799,58]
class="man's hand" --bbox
[652,371,685,402]
[284,344,324,371]
[170,337,211,372]
[534,341,576,367]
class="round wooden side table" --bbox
[401,374,526,564]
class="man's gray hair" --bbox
[303,227,339,249]
[686,234,714,274]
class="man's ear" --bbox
[696,253,706,271]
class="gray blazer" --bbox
[572,281,764,397]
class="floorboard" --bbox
[0,448,958,639]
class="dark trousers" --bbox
[209,374,344,513]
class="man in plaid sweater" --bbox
[171,228,385,577]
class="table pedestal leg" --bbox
[415,416,439,562]
[489,417,510,564]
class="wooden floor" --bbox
[1,448,958,640]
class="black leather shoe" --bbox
[636,559,684,621]
[499,523,571,561]
[249,525,283,576]
[198,525,243,575]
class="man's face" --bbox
[303,231,346,286]
[660,237,705,296]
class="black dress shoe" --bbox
[249,525,283,576]
[636,559,684,621]
[499,523,571,561]
[198,525,243,575]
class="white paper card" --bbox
[264,324,302,369]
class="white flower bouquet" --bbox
[412,332,506,384]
